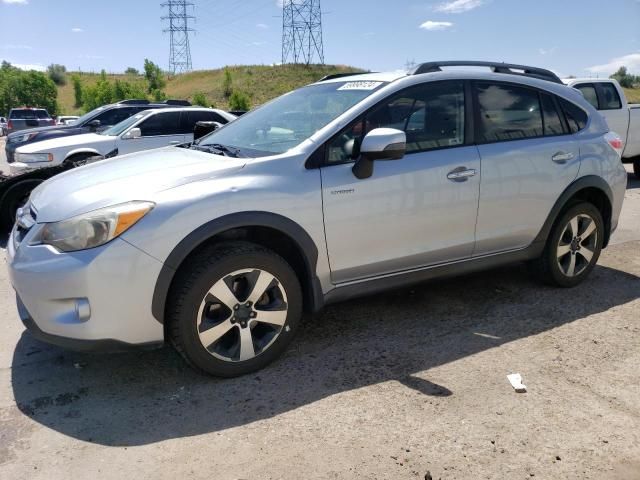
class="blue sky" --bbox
[1,0,639,77]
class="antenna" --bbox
[282,0,324,65]
[161,0,195,74]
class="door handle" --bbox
[552,152,574,164]
[447,167,477,182]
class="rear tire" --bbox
[167,242,303,377]
[633,158,640,179]
[529,202,604,288]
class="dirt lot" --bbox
[0,159,639,479]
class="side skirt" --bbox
[322,242,545,306]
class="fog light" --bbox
[75,298,91,322]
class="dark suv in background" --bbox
[7,108,55,134]
[4,99,190,163]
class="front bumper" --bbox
[8,223,166,347]
[5,141,16,163]
[9,162,39,175]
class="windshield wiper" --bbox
[191,143,242,158]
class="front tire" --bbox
[0,179,43,231]
[529,202,604,287]
[167,242,303,377]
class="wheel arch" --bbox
[64,148,101,162]
[534,175,614,248]
[151,211,324,325]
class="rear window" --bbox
[10,109,50,119]
[597,83,622,110]
[575,84,599,109]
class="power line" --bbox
[161,0,195,74]
[282,0,324,65]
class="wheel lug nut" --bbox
[234,305,239,310]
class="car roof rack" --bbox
[117,99,150,105]
[161,99,191,106]
[319,72,373,82]
[409,61,563,84]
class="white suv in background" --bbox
[10,107,236,174]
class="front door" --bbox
[321,81,481,284]
[118,111,185,155]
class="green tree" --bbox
[610,66,636,89]
[191,92,209,107]
[223,67,233,98]
[0,65,58,115]
[47,63,67,86]
[229,90,250,111]
[125,67,139,76]
[82,70,114,110]
[71,74,83,108]
[143,59,166,93]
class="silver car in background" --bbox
[7,61,627,377]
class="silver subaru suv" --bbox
[7,62,627,377]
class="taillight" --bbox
[605,132,624,157]
[7,120,12,130]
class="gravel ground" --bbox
[0,157,639,479]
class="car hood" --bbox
[30,147,246,222]
[16,133,112,154]
[8,124,71,138]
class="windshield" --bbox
[100,112,147,136]
[198,80,387,156]
[74,106,107,125]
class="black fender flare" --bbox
[533,175,614,247]
[151,211,323,323]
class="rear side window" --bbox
[597,83,622,110]
[138,111,181,136]
[475,82,543,142]
[179,110,229,134]
[575,84,599,109]
[540,93,564,136]
[559,99,588,133]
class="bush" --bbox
[223,67,233,98]
[47,63,67,86]
[81,70,148,111]
[229,90,250,111]
[144,59,166,93]
[0,62,58,115]
[125,67,139,76]
[192,92,209,107]
[71,75,83,108]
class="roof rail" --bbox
[319,72,373,82]
[161,99,191,106]
[410,61,563,84]
[117,99,150,105]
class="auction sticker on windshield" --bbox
[337,81,383,91]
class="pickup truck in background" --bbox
[564,78,640,178]
[7,108,55,134]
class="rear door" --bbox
[473,81,580,255]
[117,111,184,155]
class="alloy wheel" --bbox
[556,213,598,277]
[196,268,288,362]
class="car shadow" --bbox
[10,262,640,446]
[627,171,639,190]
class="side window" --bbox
[138,111,181,136]
[95,107,136,126]
[179,110,228,134]
[559,99,588,134]
[476,82,543,142]
[326,81,465,163]
[575,84,599,109]
[597,83,622,110]
[540,93,565,136]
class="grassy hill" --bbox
[57,65,640,115]
[57,64,363,115]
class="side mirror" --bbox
[122,127,141,140]
[88,119,101,131]
[193,120,222,141]
[352,128,406,179]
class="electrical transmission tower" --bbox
[161,0,195,74]
[281,0,324,65]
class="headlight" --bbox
[37,201,155,252]
[15,152,53,163]
[9,133,37,143]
